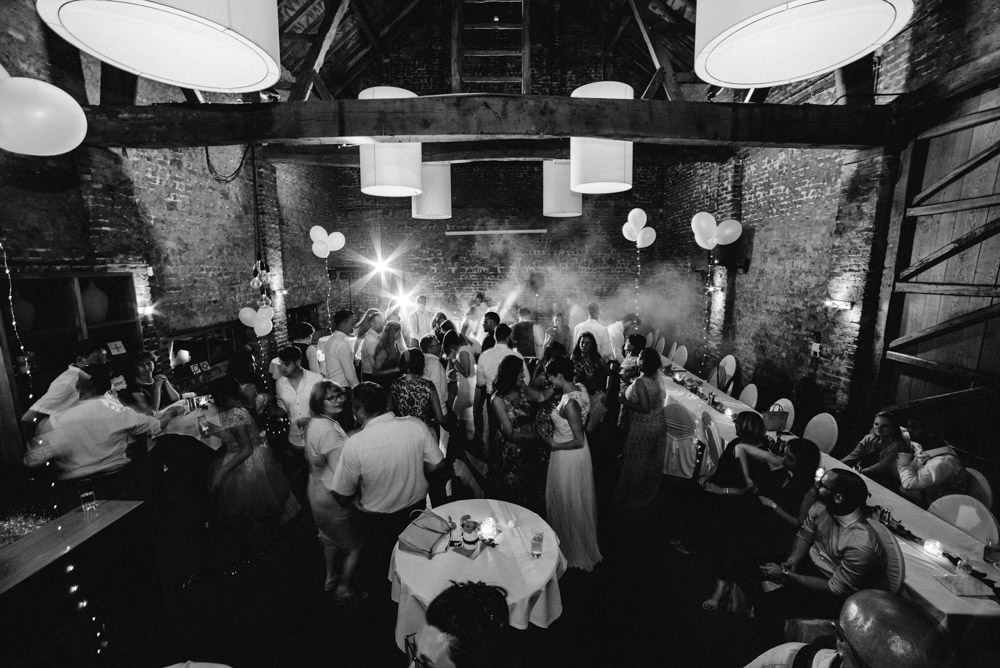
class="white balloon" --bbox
[695,234,717,250]
[622,222,638,242]
[327,231,346,251]
[627,208,647,231]
[257,306,274,321]
[715,219,743,245]
[636,227,656,248]
[691,211,717,239]
[254,319,273,337]
[238,307,257,327]
[309,225,328,242]
[311,240,329,258]
[0,75,87,156]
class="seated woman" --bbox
[841,410,907,488]
[702,437,820,610]
[123,351,180,414]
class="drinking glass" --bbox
[78,479,97,512]
[530,529,544,558]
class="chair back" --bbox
[668,341,677,360]
[965,468,993,508]
[719,355,737,387]
[928,494,1000,544]
[770,398,795,432]
[672,345,688,369]
[868,519,906,594]
[664,402,697,477]
[802,413,838,453]
[654,337,665,354]
[697,411,723,481]
[738,383,758,410]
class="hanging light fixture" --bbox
[36,0,280,93]
[358,86,422,197]
[694,0,914,88]
[570,81,633,194]
[542,159,581,217]
[0,64,87,155]
[412,163,451,219]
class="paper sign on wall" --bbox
[107,341,126,355]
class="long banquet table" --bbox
[655,365,1000,632]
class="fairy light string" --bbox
[1,239,33,400]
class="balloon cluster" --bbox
[310,225,346,258]
[239,305,275,337]
[690,212,742,250]
[621,208,657,249]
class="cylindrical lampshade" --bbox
[542,159,582,217]
[0,65,87,156]
[359,86,422,197]
[412,163,451,219]
[570,81,633,194]
[694,0,914,88]
[36,0,281,93]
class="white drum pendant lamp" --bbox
[542,159,582,217]
[412,163,451,219]
[359,86,422,197]
[36,0,280,93]
[0,64,87,155]
[570,81,633,194]
[694,0,914,88]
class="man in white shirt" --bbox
[896,418,968,507]
[332,382,445,590]
[406,295,433,347]
[22,339,108,432]
[322,309,359,388]
[275,346,324,503]
[473,324,528,444]
[607,313,641,362]
[573,302,612,359]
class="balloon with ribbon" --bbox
[308,225,346,258]
[636,227,657,249]
[691,212,717,239]
[695,234,717,250]
[627,208,647,232]
[327,231,346,252]
[238,307,257,327]
[309,225,327,242]
[311,240,329,258]
[621,222,638,242]
[715,219,743,245]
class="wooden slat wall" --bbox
[881,88,1000,461]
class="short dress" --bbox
[390,373,436,426]
[304,417,361,550]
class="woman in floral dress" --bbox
[488,355,536,506]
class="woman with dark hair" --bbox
[124,351,180,413]
[372,320,405,388]
[542,355,602,570]
[619,333,647,385]
[571,331,608,392]
[304,380,362,600]
[613,349,666,508]
[487,355,536,505]
[389,348,443,429]
[543,312,570,350]
[443,328,475,432]
[530,340,567,387]
[209,376,291,573]
[842,410,907,488]
[431,311,449,336]
[701,438,821,611]
[703,411,771,497]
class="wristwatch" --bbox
[781,565,791,581]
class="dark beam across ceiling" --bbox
[81,94,898,149]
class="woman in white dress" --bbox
[541,356,602,571]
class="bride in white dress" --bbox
[541,356,602,571]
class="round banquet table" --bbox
[389,498,567,650]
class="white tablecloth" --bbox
[389,498,567,649]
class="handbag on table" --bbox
[397,508,453,559]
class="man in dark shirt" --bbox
[479,311,499,354]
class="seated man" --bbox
[745,589,956,668]
[754,469,887,642]
[25,365,181,510]
[406,581,509,668]
[897,417,968,508]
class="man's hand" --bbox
[296,417,311,433]
[760,562,784,581]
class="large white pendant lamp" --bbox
[542,159,582,217]
[570,81,633,194]
[411,163,451,219]
[36,0,281,93]
[359,86,422,197]
[0,64,87,155]
[694,0,914,88]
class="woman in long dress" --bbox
[487,355,537,506]
[304,381,363,601]
[614,349,667,509]
[542,356,602,571]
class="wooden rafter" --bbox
[882,386,996,412]
[898,216,1000,281]
[912,138,1000,206]
[918,106,1000,141]
[332,0,425,96]
[288,0,351,102]
[281,0,321,32]
[81,96,896,149]
[627,0,685,100]
[888,302,1000,350]
[885,351,1000,386]
[349,0,387,62]
[906,193,1000,218]
[894,282,1000,298]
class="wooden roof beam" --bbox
[81,95,896,149]
[288,0,351,102]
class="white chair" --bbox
[738,383,758,410]
[698,411,723,482]
[965,468,993,509]
[719,354,737,392]
[672,345,688,369]
[668,341,677,361]
[770,398,795,433]
[869,520,906,594]
[654,337,665,354]
[664,402,697,478]
[802,413,838,453]
[928,494,1000,544]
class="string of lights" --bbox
[634,244,641,313]
[1,239,33,400]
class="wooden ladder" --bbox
[451,0,531,94]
